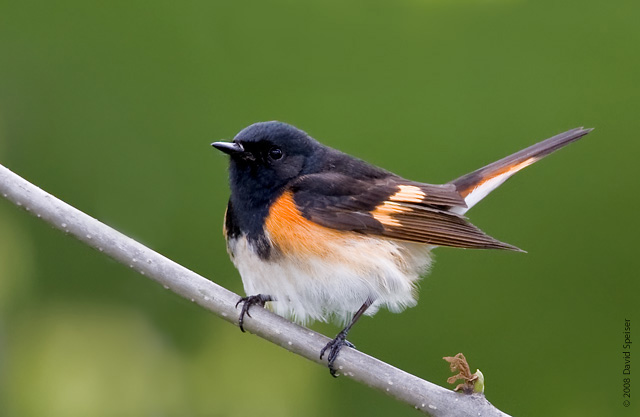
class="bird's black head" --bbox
[213,121,324,204]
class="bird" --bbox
[212,121,591,376]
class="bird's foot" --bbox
[235,294,272,332]
[320,330,355,377]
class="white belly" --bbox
[227,234,433,325]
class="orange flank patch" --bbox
[265,191,351,257]
[459,157,538,197]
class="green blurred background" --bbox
[0,1,638,416]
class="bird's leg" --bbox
[320,298,374,377]
[235,294,273,332]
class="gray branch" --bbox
[0,163,511,417]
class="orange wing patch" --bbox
[371,201,411,227]
[389,185,426,203]
[372,185,425,227]
[265,191,352,257]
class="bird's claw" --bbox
[320,331,355,377]
[235,294,272,332]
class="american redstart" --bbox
[212,121,591,376]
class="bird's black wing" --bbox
[289,172,520,250]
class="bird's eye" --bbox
[268,146,283,160]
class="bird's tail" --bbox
[449,127,592,215]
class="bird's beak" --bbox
[211,141,244,155]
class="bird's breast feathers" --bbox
[226,190,433,325]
